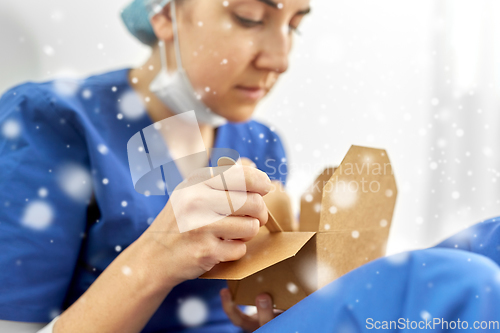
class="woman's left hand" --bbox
[220,288,283,332]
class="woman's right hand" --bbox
[142,162,272,287]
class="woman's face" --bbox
[167,0,311,123]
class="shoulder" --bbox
[76,68,131,101]
[0,67,130,110]
[0,81,61,141]
[0,80,81,144]
[0,81,51,113]
[0,68,130,136]
[82,68,130,88]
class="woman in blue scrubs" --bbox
[1,0,500,332]
[0,0,311,331]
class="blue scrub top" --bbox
[0,68,288,332]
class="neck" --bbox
[128,45,216,152]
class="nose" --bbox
[254,26,291,74]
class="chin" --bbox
[216,105,256,124]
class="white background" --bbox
[1,0,499,254]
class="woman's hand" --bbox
[141,161,273,288]
[220,288,283,332]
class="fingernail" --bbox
[265,179,273,191]
[258,298,270,309]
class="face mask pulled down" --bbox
[149,1,227,127]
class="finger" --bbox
[220,288,260,332]
[204,190,269,226]
[232,192,268,227]
[208,216,260,242]
[256,293,275,327]
[205,165,272,196]
[214,239,247,262]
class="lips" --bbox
[234,85,267,101]
[237,85,264,90]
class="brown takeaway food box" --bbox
[200,145,398,310]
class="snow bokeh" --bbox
[1,119,21,139]
[97,144,109,155]
[329,182,358,209]
[57,164,92,202]
[118,90,145,120]
[81,88,92,99]
[52,78,80,97]
[121,265,132,276]
[38,187,48,198]
[177,297,208,327]
[420,310,431,321]
[386,252,411,266]
[287,282,299,294]
[21,200,54,230]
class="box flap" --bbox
[265,210,283,233]
[299,167,336,232]
[199,228,316,280]
[319,145,397,232]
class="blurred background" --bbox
[1,0,499,254]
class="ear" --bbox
[150,4,174,42]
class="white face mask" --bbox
[149,0,227,127]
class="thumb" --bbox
[255,293,274,327]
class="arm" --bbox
[0,231,177,333]
[55,161,273,332]
[53,234,177,333]
[1,170,271,333]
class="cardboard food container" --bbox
[200,145,398,310]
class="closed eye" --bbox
[234,14,264,27]
[234,14,301,35]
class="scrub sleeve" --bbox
[256,216,500,332]
[0,84,91,322]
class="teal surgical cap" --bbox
[121,0,172,46]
